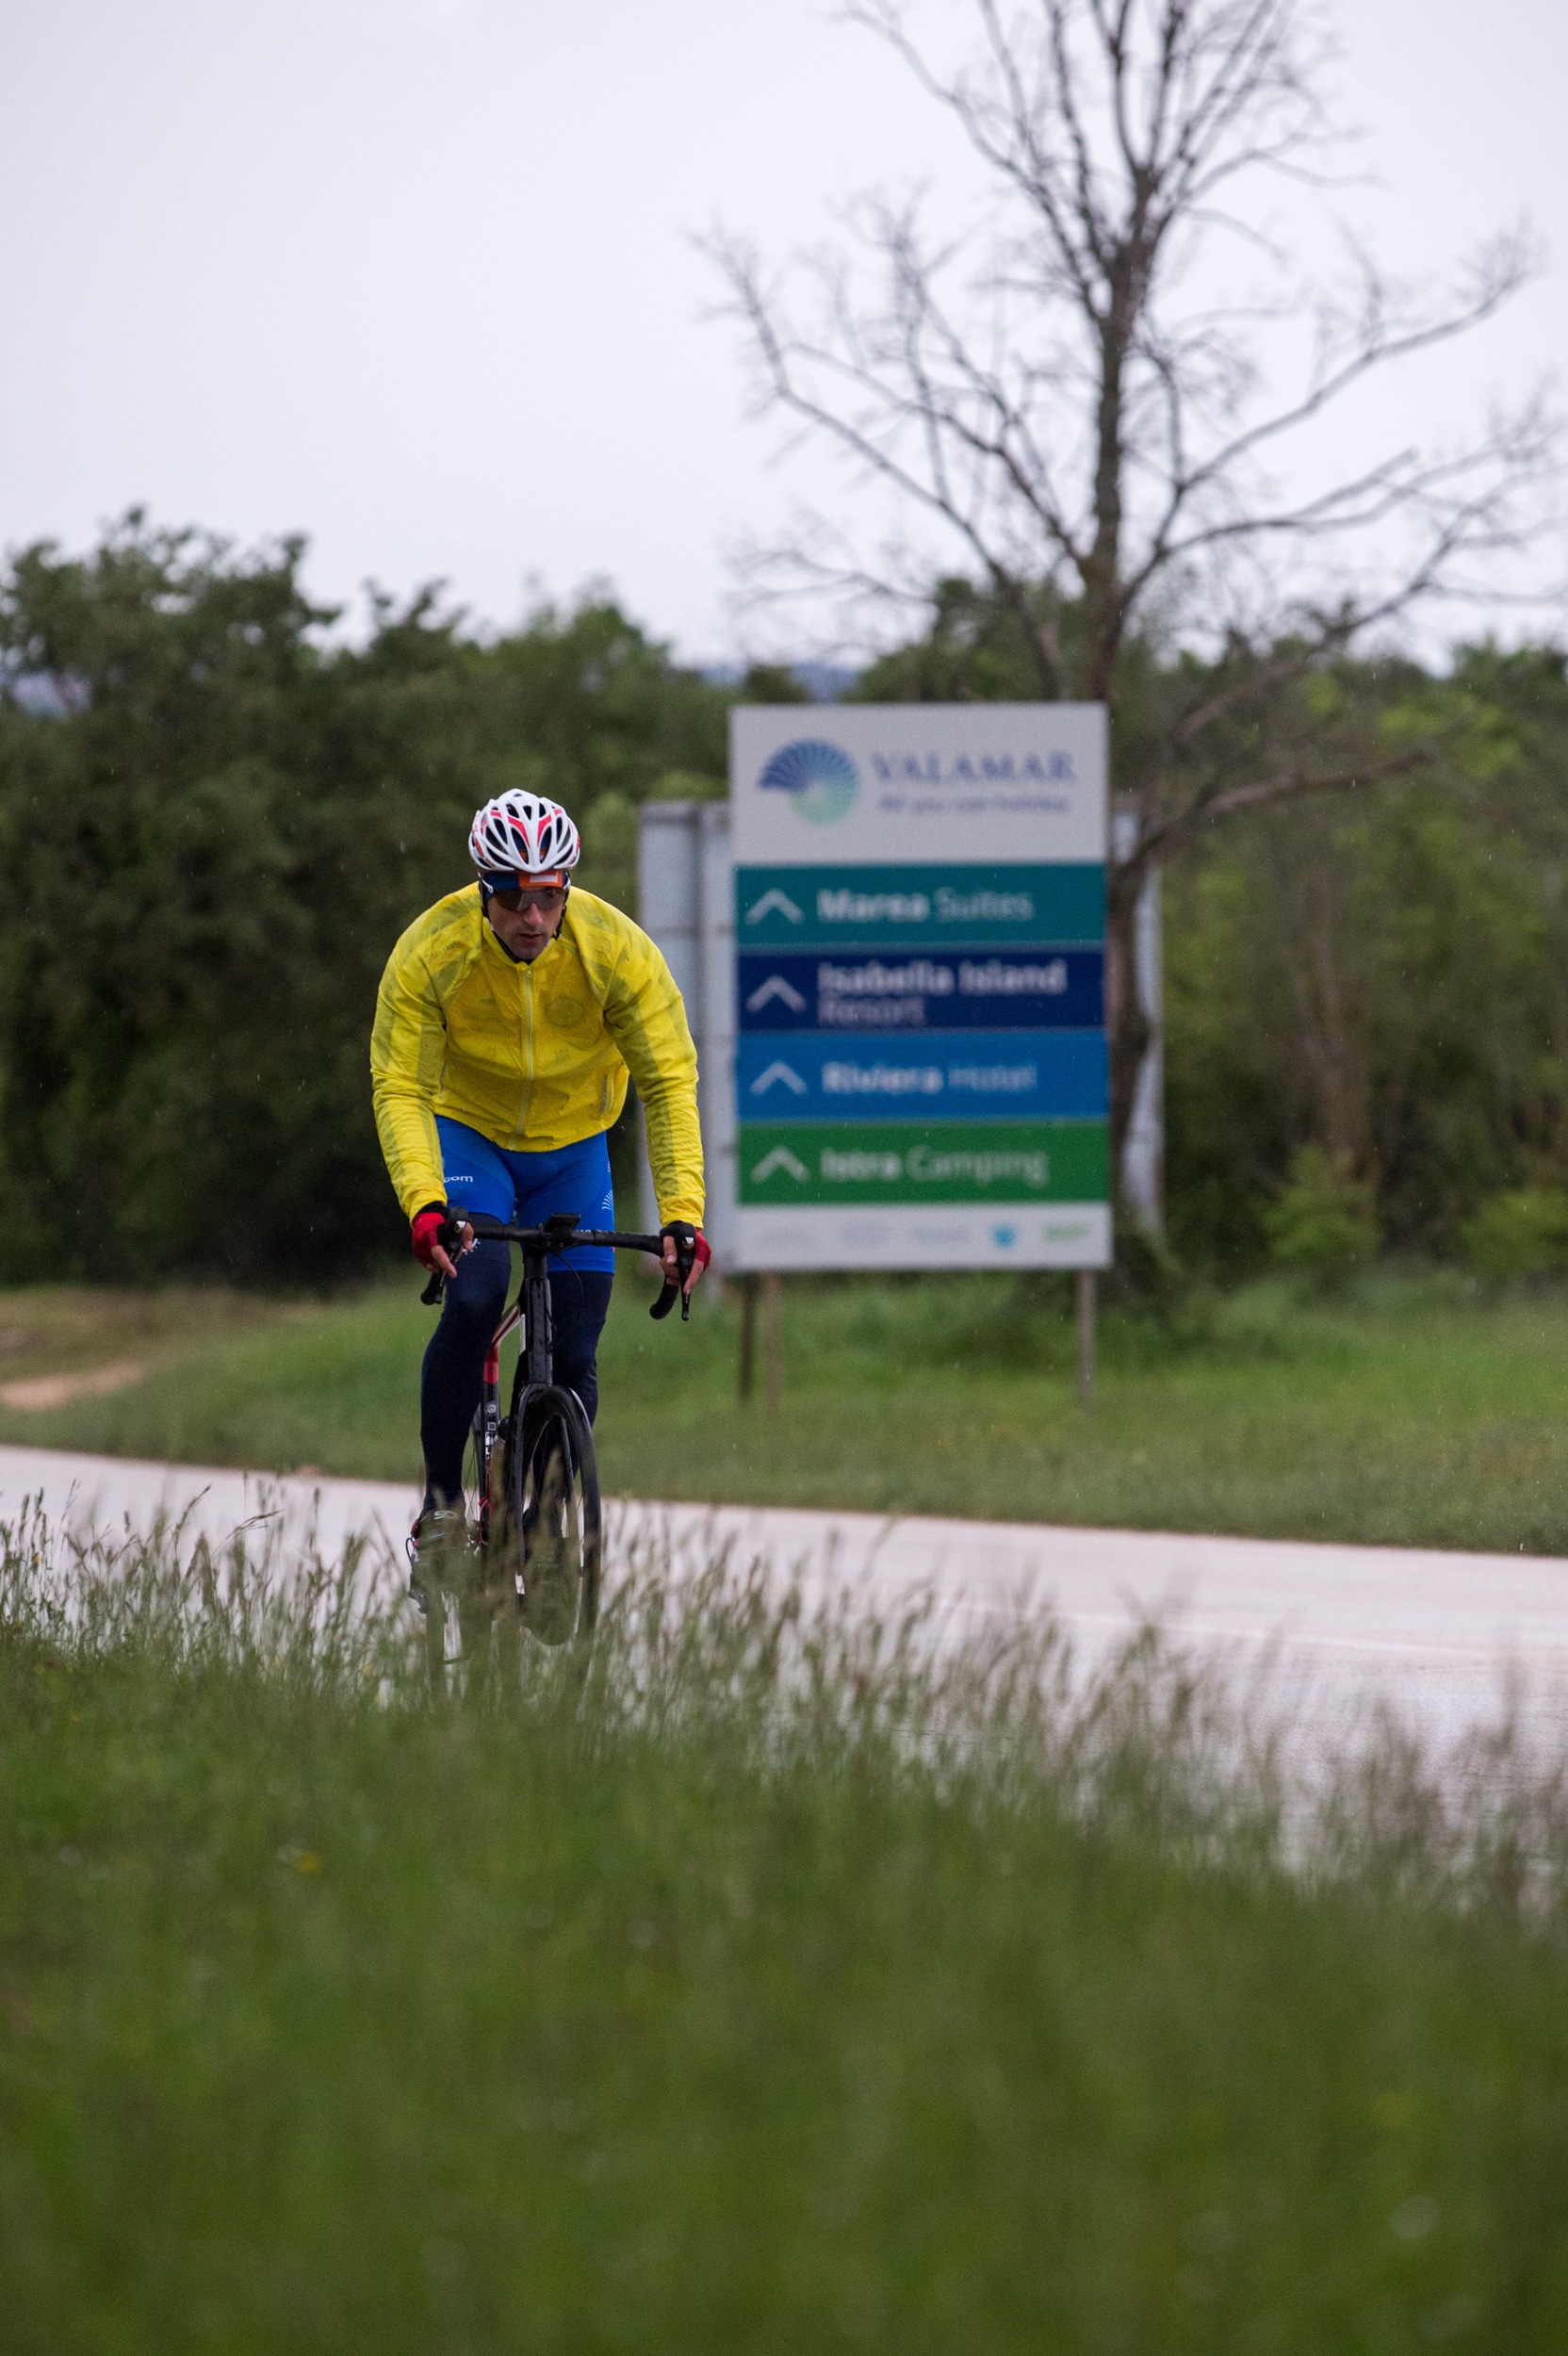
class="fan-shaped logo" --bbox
[757,737,859,825]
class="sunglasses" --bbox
[487,884,566,914]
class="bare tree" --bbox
[708,0,1558,1213]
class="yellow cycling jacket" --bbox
[370,885,703,1228]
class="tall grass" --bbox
[4,1509,1568,2350]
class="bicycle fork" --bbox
[473,1298,523,1547]
[466,1250,555,1557]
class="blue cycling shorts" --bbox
[435,1117,618,1273]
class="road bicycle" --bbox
[415,1207,694,1689]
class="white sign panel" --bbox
[731,704,1106,865]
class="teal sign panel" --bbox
[735,863,1105,949]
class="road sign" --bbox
[736,1033,1108,1121]
[737,1119,1109,1203]
[738,947,1103,1032]
[736,862,1104,946]
[730,705,1110,1272]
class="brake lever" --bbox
[649,1242,696,1322]
[420,1209,470,1308]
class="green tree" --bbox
[1263,1145,1381,1291]
[1161,647,1568,1264]
[0,515,730,1284]
[710,0,1553,1214]
[474,596,727,810]
[735,662,812,706]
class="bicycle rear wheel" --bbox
[506,1383,601,1647]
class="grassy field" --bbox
[3,1513,1567,2351]
[4,1267,1568,1551]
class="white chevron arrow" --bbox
[750,1145,809,1183]
[744,887,804,924]
[745,973,808,1013]
[750,1059,809,1095]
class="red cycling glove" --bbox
[411,1205,449,1271]
[659,1222,711,1282]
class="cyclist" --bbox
[370,790,709,1575]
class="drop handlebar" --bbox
[419,1208,696,1321]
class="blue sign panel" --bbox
[738,947,1102,1034]
[735,1030,1107,1123]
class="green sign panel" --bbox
[738,1120,1109,1206]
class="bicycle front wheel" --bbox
[506,1383,601,1648]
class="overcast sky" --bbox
[4,0,1565,662]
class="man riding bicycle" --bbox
[370,790,709,1573]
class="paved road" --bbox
[3,1442,1567,1751]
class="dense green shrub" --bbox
[1264,1147,1382,1292]
[853,588,1568,1271]
[1462,1187,1568,1286]
[7,520,1568,1286]
[1166,648,1568,1268]
[0,517,727,1284]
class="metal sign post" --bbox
[730,706,1111,1284]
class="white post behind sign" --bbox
[1112,807,1165,1235]
[634,799,736,1263]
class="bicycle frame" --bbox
[424,1209,679,1554]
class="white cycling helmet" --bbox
[468,791,581,883]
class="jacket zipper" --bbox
[512,963,534,1146]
